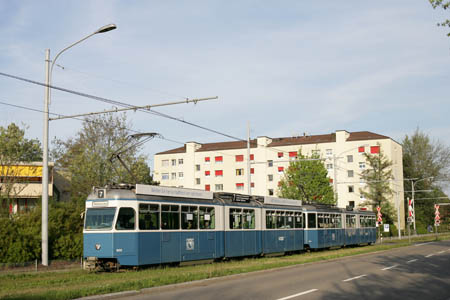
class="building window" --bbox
[348,170,354,177]
[215,184,223,191]
[278,166,284,173]
[195,164,201,171]
[171,159,176,166]
[268,174,273,181]
[250,154,254,161]
[268,189,274,196]
[360,195,366,200]
[251,182,255,188]
[370,146,380,154]
[178,159,184,165]
[236,168,244,176]
[215,170,223,177]
[178,172,184,178]
[312,150,320,156]
[329,178,333,183]
[358,146,365,153]
[360,178,366,185]
[349,201,355,208]
[205,170,210,176]
[326,164,333,170]
[250,168,254,174]
[171,172,176,180]
[236,183,244,190]
[268,160,273,167]
[162,160,169,167]
[162,173,169,180]
[359,162,365,169]
[326,149,332,156]
[348,185,354,193]
[195,178,201,185]
[235,155,244,162]
[347,155,353,163]
[205,184,210,191]
[215,156,223,163]
[278,152,283,158]
[205,157,210,163]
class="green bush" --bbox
[0,201,84,263]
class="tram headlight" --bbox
[95,243,101,250]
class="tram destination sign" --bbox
[264,196,302,206]
[136,184,213,200]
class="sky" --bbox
[0,1,449,174]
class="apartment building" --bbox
[154,130,404,227]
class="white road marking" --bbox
[425,254,434,258]
[438,250,445,254]
[342,274,367,282]
[277,289,319,300]
[415,242,433,247]
[382,265,398,271]
[407,259,418,263]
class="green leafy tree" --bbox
[429,0,450,36]
[359,147,396,223]
[278,149,335,205]
[0,123,42,216]
[402,128,450,232]
[52,113,156,205]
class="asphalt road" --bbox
[103,240,450,300]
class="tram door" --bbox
[161,205,181,263]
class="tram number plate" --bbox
[186,238,195,251]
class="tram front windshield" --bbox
[85,208,116,230]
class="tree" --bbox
[52,113,156,205]
[0,123,42,216]
[402,128,450,232]
[359,147,396,224]
[278,149,335,205]
[429,0,450,37]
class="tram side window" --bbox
[294,212,303,228]
[116,207,136,230]
[370,216,376,227]
[243,209,255,229]
[308,213,317,229]
[346,215,356,228]
[139,204,159,230]
[360,216,366,228]
[266,211,276,229]
[181,206,198,230]
[230,208,242,229]
[277,211,286,229]
[285,212,294,229]
[161,205,180,230]
[199,206,215,229]
[334,214,342,229]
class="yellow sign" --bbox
[0,165,43,177]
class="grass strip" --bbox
[1,234,449,300]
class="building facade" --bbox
[0,162,54,214]
[154,130,405,228]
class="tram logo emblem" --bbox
[186,238,195,251]
[95,244,101,251]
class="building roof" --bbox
[155,131,390,155]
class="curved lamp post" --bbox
[42,24,116,266]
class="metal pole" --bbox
[412,181,416,233]
[396,192,401,239]
[333,154,337,197]
[246,122,251,195]
[42,49,50,266]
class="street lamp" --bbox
[42,24,116,266]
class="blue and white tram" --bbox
[84,184,223,269]
[303,204,376,250]
[83,183,375,270]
